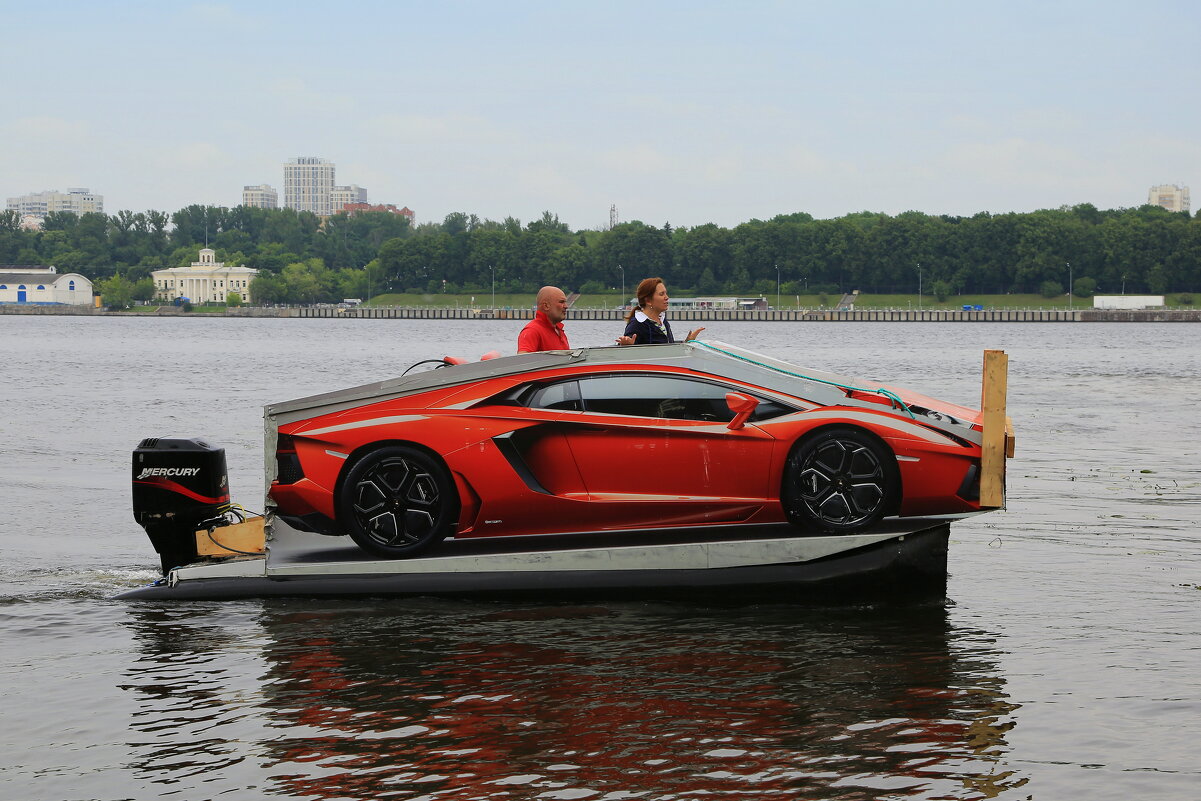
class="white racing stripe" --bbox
[301,414,428,436]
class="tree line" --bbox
[2,202,1197,306]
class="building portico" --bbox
[152,249,258,304]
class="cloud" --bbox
[2,116,91,143]
[260,78,357,116]
[180,3,259,30]
[149,141,229,170]
[598,144,674,174]
[940,138,1084,190]
[366,112,503,146]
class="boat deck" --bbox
[117,516,956,602]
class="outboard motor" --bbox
[132,437,229,574]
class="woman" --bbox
[621,277,705,344]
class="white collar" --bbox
[634,309,666,323]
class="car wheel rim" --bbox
[797,438,886,527]
[350,456,441,547]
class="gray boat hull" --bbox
[116,517,951,602]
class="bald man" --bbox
[517,286,572,353]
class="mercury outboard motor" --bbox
[132,437,229,574]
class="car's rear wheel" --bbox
[783,428,898,534]
[338,445,457,559]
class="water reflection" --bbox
[118,604,269,787]
[120,599,1027,799]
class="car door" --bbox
[557,374,780,529]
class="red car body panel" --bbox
[267,343,1003,548]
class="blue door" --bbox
[17,285,27,303]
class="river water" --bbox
[1,316,1198,801]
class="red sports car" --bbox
[267,341,1009,560]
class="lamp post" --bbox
[618,264,625,309]
[916,262,922,311]
[489,264,495,310]
[775,263,780,310]
[1066,261,1073,310]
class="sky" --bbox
[4,0,1198,230]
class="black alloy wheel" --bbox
[783,428,899,534]
[338,445,457,559]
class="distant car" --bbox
[267,342,1004,559]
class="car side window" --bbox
[747,398,795,421]
[526,380,582,411]
[576,375,792,422]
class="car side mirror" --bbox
[725,392,759,430]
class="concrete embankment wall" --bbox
[292,307,1201,323]
[3,305,1199,322]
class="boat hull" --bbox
[116,517,950,602]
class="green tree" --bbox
[99,274,135,309]
[1039,279,1063,298]
[250,273,287,304]
[281,258,334,304]
[131,277,156,302]
[1147,263,1170,294]
[1072,276,1097,298]
[678,223,732,289]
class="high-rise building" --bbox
[1147,184,1190,213]
[329,184,368,212]
[242,184,278,209]
[6,188,104,218]
[283,157,336,216]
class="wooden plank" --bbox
[195,516,266,557]
[979,350,1010,508]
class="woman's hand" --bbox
[685,327,706,341]
[616,334,636,346]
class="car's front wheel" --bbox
[338,445,458,559]
[783,428,898,534]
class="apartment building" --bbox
[242,184,278,209]
[283,157,336,216]
[1147,184,1191,213]
[6,188,104,218]
[330,184,368,212]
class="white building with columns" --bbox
[151,248,258,304]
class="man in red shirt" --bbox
[517,286,571,352]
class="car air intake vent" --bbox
[276,454,304,485]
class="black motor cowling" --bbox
[132,437,229,574]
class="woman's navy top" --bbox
[623,309,675,344]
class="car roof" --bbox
[265,341,890,426]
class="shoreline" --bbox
[2,304,1197,323]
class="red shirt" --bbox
[517,310,570,352]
